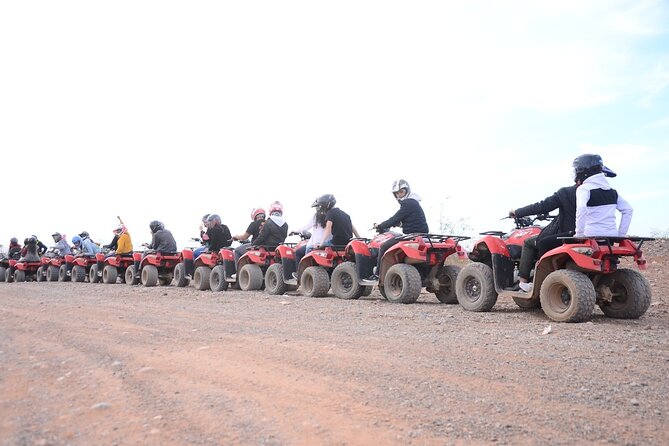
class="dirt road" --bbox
[1,251,668,445]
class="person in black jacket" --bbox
[368,179,429,281]
[252,201,288,248]
[509,183,578,292]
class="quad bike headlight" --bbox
[571,247,593,256]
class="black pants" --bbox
[518,235,538,281]
[518,232,571,280]
[294,244,307,270]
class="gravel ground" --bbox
[1,240,667,445]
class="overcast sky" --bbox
[1,0,668,251]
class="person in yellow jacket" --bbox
[104,224,134,255]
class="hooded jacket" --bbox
[377,193,429,234]
[253,215,288,247]
[575,173,633,237]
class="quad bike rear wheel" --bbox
[14,269,26,282]
[265,263,287,295]
[72,265,86,282]
[540,269,595,323]
[435,265,461,304]
[141,265,158,287]
[103,265,117,284]
[35,266,45,282]
[193,266,211,291]
[0,266,6,282]
[209,265,229,292]
[455,262,497,312]
[239,264,263,291]
[301,266,330,297]
[47,266,59,282]
[331,262,363,300]
[596,269,651,319]
[383,264,421,304]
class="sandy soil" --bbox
[1,240,668,445]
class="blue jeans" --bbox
[193,246,207,259]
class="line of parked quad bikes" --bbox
[0,214,654,324]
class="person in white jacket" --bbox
[573,154,633,237]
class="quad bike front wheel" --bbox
[174,263,189,287]
[301,266,330,297]
[455,263,497,312]
[125,266,140,285]
[58,264,70,282]
[596,269,652,319]
[35,266,45,282]
[0,266,6,282]
[209,265,229,292]
[435,265,461,304]
[90,264,102,283]
[540,270,595,323]
[383,264,422,304]
[331,262,364,300]
[265,263,287,295]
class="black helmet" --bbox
[573,154,604,182]
[311,194,336,211]
[207,214,221,225]
[78,231,90,239]
[149,220,164,233]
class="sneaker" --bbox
[505,283,521,292]
[365,274,378,282]
[519,281,533,293]
[230,274,236,280]
[291,272,298,280]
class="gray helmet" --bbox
[10,237,18,244]
[52,232,62,242]
[311,194,336,211]
[202,214,210,223]
[207,214,221,225]
[78,231,90,239]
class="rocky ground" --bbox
[1,240,668,445]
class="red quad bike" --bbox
[64,253,99,283]
[333,231,470,303]
[5,258,43,282]
[174,248,228,291]
[456,215,654,323]
[291,244,350,298]
[37,252,70,282]
[89,251,136,284]
[126,251,182,287]
[177,245,275,292]
[264,233,310,295]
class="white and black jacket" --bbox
[575,173,633,237]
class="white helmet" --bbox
[391,179,410,201]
